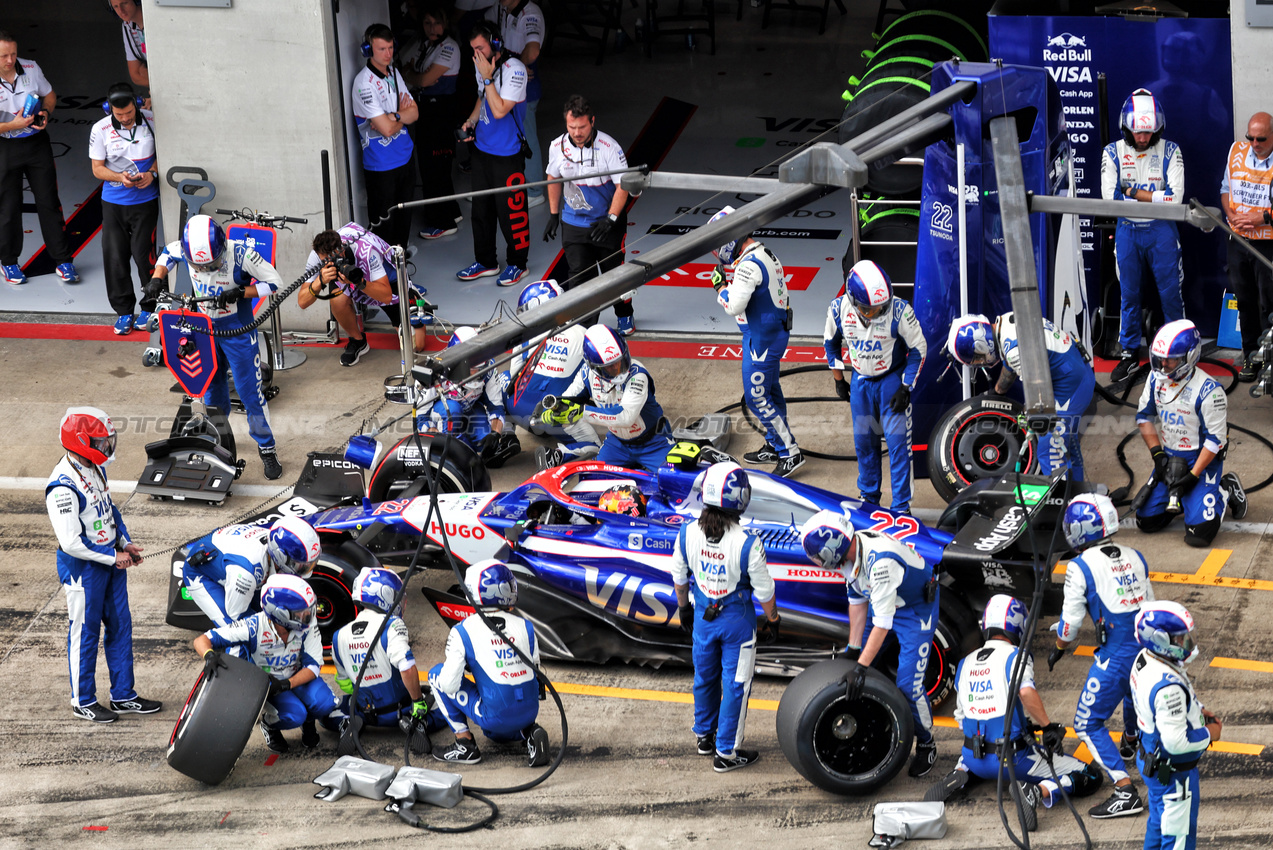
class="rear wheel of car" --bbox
[777,658,915,795]
[927,394,1037,503]
[366,434,489,502]
[167,653,270,785]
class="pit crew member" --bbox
[418,326,508,451]
[353,23,418,249]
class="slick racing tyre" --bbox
[310,541,379,653]
[167,653,269,785]
[367,434,489,502]
[927,394,1037,503]
[777,658,915,795]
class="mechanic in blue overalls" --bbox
[182,516,322,630]
[947,311,1094,482]
[429,559,551,767]
[672,462,780,773]
[1101,89,1185,383]
[1135,320,1247,548]
[799,509,939,777]
[824,260,926,513]
[194,574,340,754]
[499,279,601,469]
[1130,601,1222,850]
[543,324,673,471]
[1053,493,1154,820]
[147,214,286,479]
[418,326,508,452]
[705,206,802,478]
[331,567,432,753]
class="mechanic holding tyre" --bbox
[194,574,340,754]
[799,509,939,777]
[824,259,926,513]
[672,462,780,773]
[181,516,322,630]
[429,560,551,767]
[1052,493,1154,820]
[1135,320,1246,547]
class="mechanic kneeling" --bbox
[194,574,340,754]
[417,326,508,454]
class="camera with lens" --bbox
[329,245,366,289]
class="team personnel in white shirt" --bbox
[352,23,419,249]
[89,82,159,336]
[543,95,635,332]
[0,32,78,286]
[1220,111,1273,380]
[109,0,149,93]
[486,0,545,205]
[403,4,463,239]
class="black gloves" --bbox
[477,432,499,457]
[202,649,226,680]
[1046,646,1066,672]
[839,644,862,662]
[1040,722,1066,754]
[845,664,868,702]
[142,276,167,302]
[678,604,694,637]
[756,613,781,645]
[834,377,851,403]
[888,385,911,414]
[267,677,292,697]
[589,215,618,244]
[213,288,244,310]
[1150,446,1170,481]
[1169,466,1199,493]
[542,211,561,242]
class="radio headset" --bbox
[471,20,503,56]
[105,0,142,12]
[361,24,398,59]
[101,82,152,133]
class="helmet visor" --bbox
[853,297,886,321]
[192,258,221,274]
[1171,630,1196,659]
[288,606,314,627]
[1150,353,1183,379]
[90,433,117,461]
[595,360,625,379]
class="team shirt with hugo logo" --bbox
[157,239,284,323]
[1136,367,1227,457]
[824,296,926,384]
[563,359,664,442]
[718,243,789,336]
[352,62,415,171]
[954,641,1034,743]
[473,57,527,158]
[333,608,417,693]
[89,109,158,205]
[671,522,775,609]
[546,130,627,227]
[437,611,540,717]
[1058,544,1154,651]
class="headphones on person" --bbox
[360,24,396,59]
[470,20,502,54]
[102,83,145,130]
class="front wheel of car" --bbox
[927,394,1037,503]
[366,434,490,502]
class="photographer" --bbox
[0,31,78,286]
[299,223,427,366]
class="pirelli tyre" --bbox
[777,658,915,795]
[310,540,380,653]
[167,653,270,785]
[367,434,489,503]
[927,394,1038,504]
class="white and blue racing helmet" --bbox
[516,279,563,315]
[267,516,322,577]
[1135,601,1198,664]
[182,214,227,273]
[353,566,404,615]
[844,260,892,322]
[1120,88,1165,150]
[465,559,518,608]
[582,324,630,385]
[1062,493,1119,551]
[800,509,854,572]
[707,205,745,265]
[981,594,1028,644]
[1149,319,1201,383]
[701,461,751,515]
[260,574,317,631]
[946,313,1000,367]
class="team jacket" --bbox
[1136,368,1227,456]
[563,359,665,443]
[1058,543,1154,654]
[157,239,284,323]
[954,640,1034,743]
[671,522,776,609]
[1100,138,1185,219]
[996,313,1090,401]
[1129,650,1211,766]
[333,608,417,698]
[205,611,323,681]
[718,242,790,337]
[824,296,926,386]
[46,455,129,576]
[435,610,540,716]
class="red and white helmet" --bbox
[60,407,117,467]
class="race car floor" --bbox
[2,336,1272,849]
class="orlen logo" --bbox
[428,521,486,540]
[436,602,474,621]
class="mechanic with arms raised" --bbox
[1135,320,1246,547]
[800,509,938,777]
[146,214,286,479]
[195,574,340,754]
[418,326,508,454]
[673,462,779,772]
[429,560,551,767]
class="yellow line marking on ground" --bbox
[1073,742,1092,762]
[1210,656,1273,673]
[1195,549,1232,578]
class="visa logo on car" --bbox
[585,566,676,625]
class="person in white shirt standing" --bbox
[109,0,149,94]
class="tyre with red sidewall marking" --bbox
[310,540,379,653]
[167,653,269,785]
[927,394,1037,503]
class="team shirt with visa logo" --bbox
[1136,368,1227,456]
[671,522,776,607]
[954,641,1034,743]
[352,63,415,171]
[46,454,129,573]
[157,239,284,323]
[1100,138,1184,221]
[563,359,664,443]
[824,296,926,385]
[486,1,545,101]
[403,35,460,96]
[333,608,417,704]
[1221,140,1273,241]
[546,130,628,228]
[0,58,51,139]
[89,110,158,205]
[1129,649,1211,765]
[436,610,540,717]
[1058,543,1155,652]
[205,611,324,681]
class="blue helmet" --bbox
[707,205,745,265]
[1062,493,1120,551]
[181,214,227,273]
[800,509,854,572]
[1135,601,1198,664]
[465,559,518,608]
[946,313,1000,367]
[1120,88,1165,150]
[1149,319,1200,383]
[517,279,563,315]
[981,594,1028,643]
[267,516,322,577]
[701,461,751,514]
[260,574,317,631]
[353,566,404,615]
[844,260,892,322]
[582,324,630,386]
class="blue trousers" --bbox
[866,593,937,744]
[1137,451,1224,533]
[265,677,340,730]
[1041,370,1094,482]
[60,557,135,707]
[743,329,797,457]
[428,662,537,741]
[418,397,493,450]
[1072,647,1138,783]
[1139,759,1200,850]
[204,322,274,451]
[691,607,757,757]
[597,432,673,471]
[342,677,412,728]
[1116,219,1184,352]
[850,369,913,512]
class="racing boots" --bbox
[743,444,779,464]
[535,447,564,471]
[1110,348,1143,384]
[907,741,938,778]
[1223,472,1248,520]
[1088,784,1144,819]
[110,696,162,715]
[72,702,118,723]
[524,723,550,767]
[713,749,760,773]
[1010,781,1040,832]
[260,448,282,481]
[774,450,806,479]
[434,736,481,765]
[1118,730,1139,761]
[260,721,289,754]
[301,719,320,749]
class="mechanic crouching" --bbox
[418,326,508,454]
[672,462,780,772]
[194,574,339,754]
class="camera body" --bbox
[329,247,365,289]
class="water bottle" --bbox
[19,93,40,118]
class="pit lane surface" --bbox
[1,337,1271,849]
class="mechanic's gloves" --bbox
[678,604,695,637]
[1040,722,1066,755]
[756,613,781,645]
[212,287,244,311]
[541,400,583,427]
[888,385,911,414]
[202,649,226,680]
[1047,646,1066,673]
[477,432,499,456]
[1150,446,1170,481]
[142,276,167,302]
[1169,466,1199,493]
[838,644,862,662]
[410,698,431,720]
[267,676,292,698]
[834,376,851,403]
[589,215,617,244]
[845,664,868,702]
[710,265,727,292]
[542,211,561,242]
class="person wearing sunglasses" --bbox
[1220,111,1273,381]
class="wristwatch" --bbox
[607,213,619,223]
[392,112,400,122]
[1264,210,1271,226]
[482,77,493,87]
